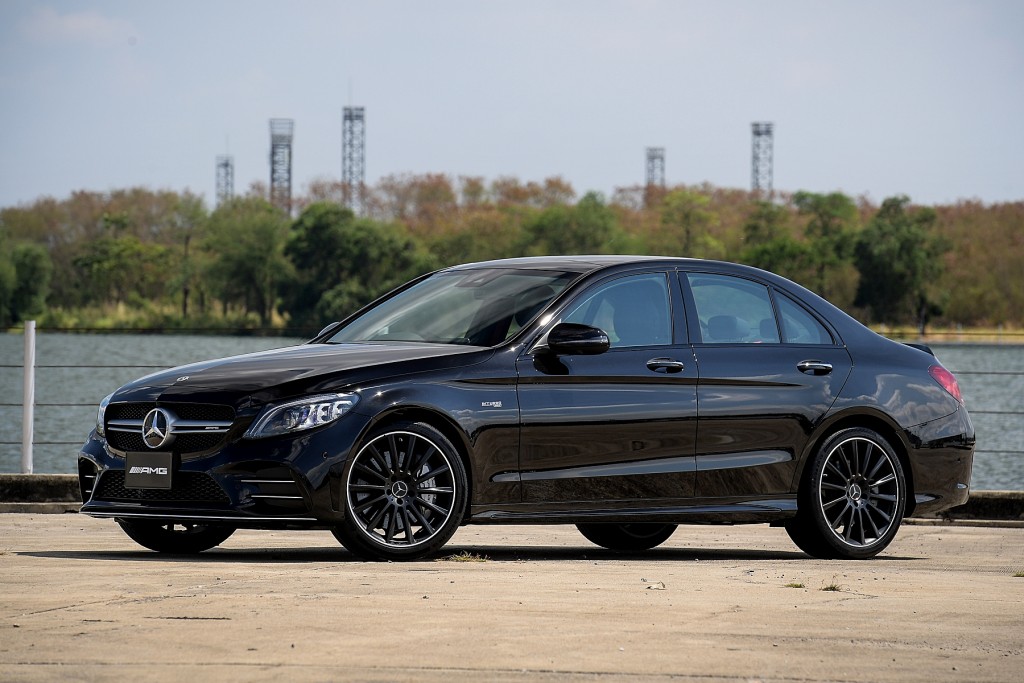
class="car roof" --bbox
[445,255,702,272]
[443,255,800,285]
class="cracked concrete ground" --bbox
[1,514,1021,682]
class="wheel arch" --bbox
[362,405,475,507]
[799,410,917,517]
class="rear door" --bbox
[682,271,853,499]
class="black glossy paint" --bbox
[78,256,975,547]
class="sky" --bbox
[1,1,1022,210]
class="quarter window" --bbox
[562,273,672,348]
[778,294,833,344]
[687,273,780,344]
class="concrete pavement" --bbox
[1,514,1021,683]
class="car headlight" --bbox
[96,392,113,437]
[244,393,360,439]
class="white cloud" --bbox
[19,6,139,48]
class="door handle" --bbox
[647,358,685,373]
[797,360,833,375]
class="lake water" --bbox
[1,334,1021,490]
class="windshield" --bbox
[327,268,582,346]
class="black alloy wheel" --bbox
[576,523,678,551]
[786,428,906,559]
[333,421,467,561]
[116,519,235,554]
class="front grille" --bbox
[104,402,236,455]
[107,403,154,420]
[94,470,230,504]
[107,402,235,422]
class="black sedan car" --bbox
[79,256,974,560]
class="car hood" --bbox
[110,342,490,406]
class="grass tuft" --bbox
[784,582,805,589]
[438,550,489,563]
[820,575,845,592]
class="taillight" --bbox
[929,365,964,404]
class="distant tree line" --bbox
[1,176,1021,333]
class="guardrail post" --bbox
[22,320,35,474]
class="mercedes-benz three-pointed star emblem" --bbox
[142,408,175,449]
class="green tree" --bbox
[792,191,860,304]
[0,230,16,327]
[165,193,207,319]
[9,243,52,324]
[743,200,789,247]
[283,202,436,327]
[854,196,950,329]
[519,191,619,255]
[660,189,714,256]
[203,197,292,326]
[741,237,818,286]
[72,236,170,306]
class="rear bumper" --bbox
[905,406,975,516]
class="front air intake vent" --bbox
[93,470,230,504]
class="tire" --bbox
[576,523,678,551]
[116,519,235,554]
[332,421,468,561]
[785,428,906,559]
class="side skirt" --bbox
[468,497,798,525]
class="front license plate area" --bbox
[124,452,174,489]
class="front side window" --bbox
[687,273,780,344]
[562,273,672,348]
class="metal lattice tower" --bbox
[269,118,294,214]
[215,155,234,207]
[751,122,774,194]
[645,147,666,188]
[342,106,366,213]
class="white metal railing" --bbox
[21,320,35,473]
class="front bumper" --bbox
[78,412,374,528]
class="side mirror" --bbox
[543,323,610,356]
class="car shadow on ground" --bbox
[17,544,921,563]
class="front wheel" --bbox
[576,523,678,551]
[116,519,235,554]
[332,421,468,561]
[785,428,906,559]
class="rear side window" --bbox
[687,273,780,344]
[777,294,833,344]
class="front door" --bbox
[516,271,698,505]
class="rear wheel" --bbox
[333,421,467,561]
[576,523,677,551]
[785,428,906,559]
[116,519,235,554]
